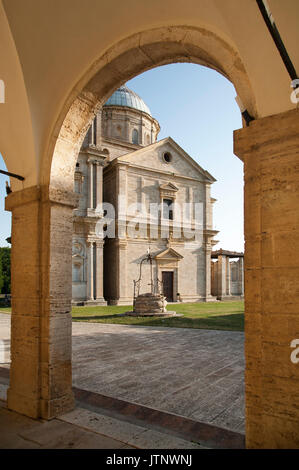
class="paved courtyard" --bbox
[0,313,245,434]
[72,321,245,433]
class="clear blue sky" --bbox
[128,63,244,251]
[0,63,244,251]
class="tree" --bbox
[0,247,11,294]
[0,255,3,293]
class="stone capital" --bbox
[42,185,80,208]
[5,185,79,212]
[5,185,40,211]
[82,144,107,162]
[234,109,299,160]
[115,239,128,249]
[204,242,212,251]
[87,156,106,166]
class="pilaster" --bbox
[226,256,231,296]
[217,255,226,299]
[86,240,94,301]
[5,185,78,419]
[234,108,299,448]
[238,257,244,296]
[87,159,94,209]
[95,240,106,304]
[204,242,216,301]
[119,239,128,300]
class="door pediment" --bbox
[155,247,183,261]
[159,182,179,192]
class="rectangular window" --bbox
[163,198,173,220]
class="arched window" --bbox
[163,198,174,220]
[132,129,139,144]
[72,259,83,282]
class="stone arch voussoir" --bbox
[48,25,256,191]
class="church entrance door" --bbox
[162,271,174,302]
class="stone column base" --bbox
[85,298,107,306]
[108,297,133,306]
[179,295,206,303]
[217,295,244,301]
[7,389,75,420]
[204,295,218,302]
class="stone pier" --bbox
[234,109,299,449]
[5,186,77,419]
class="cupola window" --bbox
[132,129,139,144]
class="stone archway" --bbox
[6,24,299,448]
[47,25,257,191]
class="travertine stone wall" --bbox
[234,108,299,449]
[104,237,208,304]
[103,146,216,304]
[72,145,107,304]
[5,186,77,419]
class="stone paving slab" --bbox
[72,387,244,448]
[0,374,240,449]
[0,383,7,401]
[71,321,245,434]
[0,314,245,435]
[61,407,204,449]
[0,401,133,449]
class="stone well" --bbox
[126,292,181,317]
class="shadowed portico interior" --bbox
[0,0,299,449]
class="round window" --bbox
[163,152,172,163]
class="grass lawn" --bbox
[0,307,11,314]
[72,301,244,331]
[1,301,244,331]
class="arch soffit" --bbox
[48,25,256,190]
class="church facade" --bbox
[72,85,220,305]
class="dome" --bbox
[104,85,152,116]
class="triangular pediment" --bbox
[159,182,179,192]
[114,137,216,183]
[155,247,183,261]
